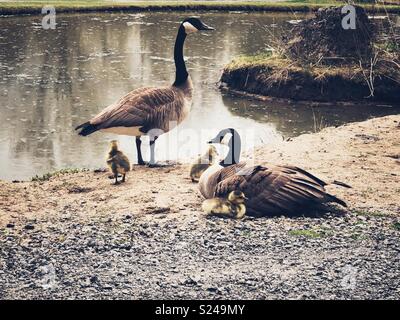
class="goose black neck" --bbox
[220,131,241,167]
[173,26,188,87]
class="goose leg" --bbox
[136,136,145,165]
[114,174,119,185]
[122,174,126,183]
[148,136,176,168]
[149,136,158,167]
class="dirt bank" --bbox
[0,115,399,299]
[221,5,400,103]
[220,56,400,103]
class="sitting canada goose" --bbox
[199,128,350,216]
[107,140,130,184]
[189,145,218,182]
[75,17,214,167]
[202,190,247,219]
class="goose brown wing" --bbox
[213,164,331,216]
[89,87,184,131]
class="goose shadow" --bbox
[243,204,348,220]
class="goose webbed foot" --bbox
[114,175,120,185]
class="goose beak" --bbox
[243,196,249,200]
[199,23,214,31]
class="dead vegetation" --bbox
[221,5,400,102]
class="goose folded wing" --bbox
[214,165,329,215]
[90,87,180,129]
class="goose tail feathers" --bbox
[326,193,347,207]
[75,122,98,136]
[331,180,352,188]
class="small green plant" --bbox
[225,52,275,69]
[352,210,389,217]
[392,222,400,231]
[350,233,368,240]
[31,168,85,182]
[382,40,400,53]
[288,229,322,238]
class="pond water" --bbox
[0,11,399,180]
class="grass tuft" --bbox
[392,222,400,231]
[31,168,86,182]
[352,209,390,217]
[289,229,322,238]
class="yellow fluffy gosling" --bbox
[202,191,247,219]
[190,145,218,182]
[107,140,131,184]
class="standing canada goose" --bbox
[189,144,218,182]
[199,128,350,216]
[107,140,130,184]
[75,17,214,167]
[202,190,247,219]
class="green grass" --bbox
[289,229,323,238]
[0,1,399,14]
[289,226,336,238]
[385,40,400,53]
[352,209,391,217]
[224,54,362,79]
[392,222,400,231]
[224,52,277,68]
[350,233,368,240]
[31,168,86,182]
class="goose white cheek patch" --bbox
[183,22,198,34]
[221,133,233,145]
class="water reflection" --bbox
[0,12,399,180]
[222,94,400,137]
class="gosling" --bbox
[190,145,218,182]
[106,140,131,185]
[202,191,248,219]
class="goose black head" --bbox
[207,128,241,167]
[181,17,214,34]
[207,128,238,145]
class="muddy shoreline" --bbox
[0,115,399,299]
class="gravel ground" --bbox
[0,115,399,299]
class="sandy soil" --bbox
[0,115,399,299]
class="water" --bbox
[0,11,399,181]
